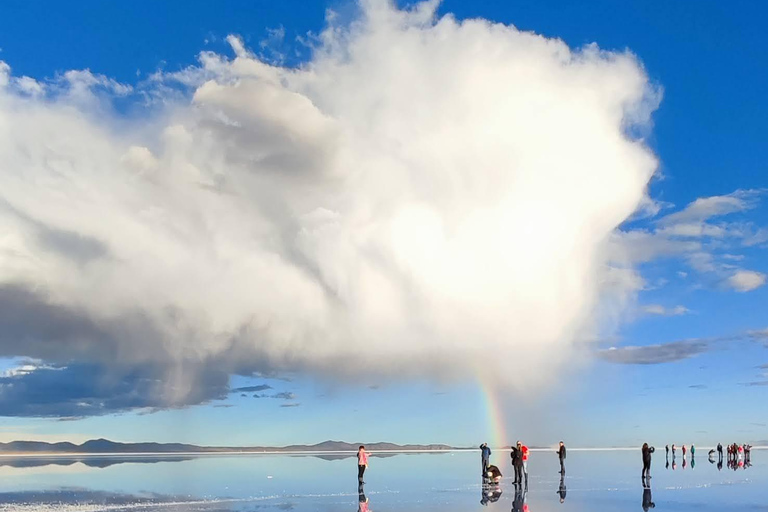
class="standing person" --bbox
[480,443,492,476]
[691,444,695,458]
[517,441,530,487]
[671,444,676,457]
[665,445,669,458]
[717,442,723,460]
[682,445,686,458]
[510,445,521,484]
[357,445,369,484]
[641,443,655,485]
[557,441,567,474]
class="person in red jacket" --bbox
[517,441,530,487]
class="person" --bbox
[641,443,655,485]
[717,442,723,460]
[642,487,655,510]
[671,444,676,457]
[557,441,567,474]
[480,443,492,476]
[485,464,502,484]
[510,445,522,484]
[357,445,369,484]
[665,445,669,458]
[691,444,695,458]
[517,441,530,486]
[682,445,686,458]
[557,473,567,503]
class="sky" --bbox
[0,0,766,449]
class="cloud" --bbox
[688,384,707,389]
[742,381,768,387]
[641,304,690,316]
[280,403,301,408]
[597,340,710,365]
[271,392,295,400]
[0,1,662,416]
[726,270,766,292]
[657,190,761,226]
[232,385,272,393]
[0,362,229,417]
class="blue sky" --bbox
[0,0,766,448]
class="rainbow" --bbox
[478,379,507,451]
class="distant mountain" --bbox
[0,438,456,454]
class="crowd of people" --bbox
[356,440,755,510]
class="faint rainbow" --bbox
[478,378,507,451]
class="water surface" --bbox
[0,450,761,511]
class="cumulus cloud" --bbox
[726,270,767,292]
[0,1,662,416]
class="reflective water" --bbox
[0,450,762,511]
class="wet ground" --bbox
[0,449,762,511]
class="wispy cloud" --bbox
[597,340,710,365]
[280,403,301,408]
[642,304,690,316]
[688,384,707,389]
[232,385,272,393]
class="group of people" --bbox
[480,440,537,487]
[664,443,695,459]
[643,441,757,479]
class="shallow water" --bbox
[0,450,762,511]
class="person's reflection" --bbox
[717,458,723,471]
[557,473,567,503]
[691,457,695,470]
[512,484,527,512]
[682,457,687,469]
[642,487,655,510]
[358,484,369,512]
[672,459,677,471]
[481,484,503,505]
[665,458,669,470]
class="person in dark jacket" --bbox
[557,441,567,474]
[480,443,491,476]
[485,464,502,484]
[717,442,723,460]
[642,443,655,485]
[510,445,524,485]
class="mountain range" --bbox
[0,439,455,454]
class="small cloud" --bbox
[597,340,710,365]
[280,403,301,408]
[240,393,247,397]
[232,385,272,393]
[726,270,767,292]
[677,271,688,278]
[688,384,707,390]
[368,385,380,390]
[213,404,234,408]
[751,423,766,427]
[741,381,768,387]
[272,392,296,400]
[642,304,690,316]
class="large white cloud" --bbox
[0,1,660,412]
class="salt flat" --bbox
[0,450,761,511]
